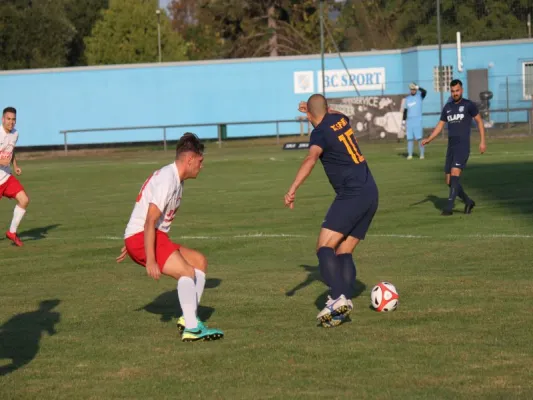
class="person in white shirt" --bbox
[116,133,223,342]
[0,107,30,247]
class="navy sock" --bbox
[446,176,460,211]
[317,247,344,299]
[337,253,356,298]
[457,183,471,204]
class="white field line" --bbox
[85,232,533,241]
[370,234,430,238]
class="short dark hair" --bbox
[176,132,204,158]
[3,107,16,115]
[450,79,463,88]
[307,93,328,117]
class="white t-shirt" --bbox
[124,162,183,238]
[0,125,19,185]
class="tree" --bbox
[168,0,336,59]
[84,0,188,65]
[64,0,109,66]
[0,0,76,70]
[335,0,398,51]
[334,0,532,51]
[168,0,227,60]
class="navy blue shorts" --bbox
[444,145,470,173]
[322,194,379,240]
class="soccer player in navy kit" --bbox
[285,94,378,327]
[422,79,486,215]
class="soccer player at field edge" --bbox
[285,94,379,328]
[422,79,486,215]
[0,107,30,247]
[116,133,223,342]
[402,82,427,159]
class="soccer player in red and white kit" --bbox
[0,107,30,247]
[116,133,223,342]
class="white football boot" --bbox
[317,295,351,326]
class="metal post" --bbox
[530,98,533,135]
[299,118,304,136]
[319,0,326,97]
[437,0,444,111]
[528,13,531,38]
[156,9,162,63]
[163,127,167,151]
[63,132,68,154]
[307,120,311,135]
[217,124,222,148]
[506,77,510,128]
[276,121,280,144]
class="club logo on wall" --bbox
[328,95,405,140]
[293,71,314,94]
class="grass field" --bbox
[1,136,533,399]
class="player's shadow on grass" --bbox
[18,224,61,241]
[285,265,366,310]
[137,278,221,323]
[0,299,60,377]
[410,195,448,211]
[422,161,533,217]
[464,162,533,216]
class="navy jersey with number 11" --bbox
[309,113,376,198]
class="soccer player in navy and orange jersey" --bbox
[422,79,486,215]
[285,94,379,327]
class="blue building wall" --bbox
[0,39,532,147]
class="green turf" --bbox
[1,136,533,399]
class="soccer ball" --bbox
[370,282,399,312]
[380,131,386,139]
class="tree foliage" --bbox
[168,0,343,59]
[64,0,109,66]
[0,0,76,70]
[0,0,531,70]
[84,0,188,65]
[169,0,532,58]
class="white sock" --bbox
[177,277,198,330]
[9,205,26,233]
[194,269,206,305]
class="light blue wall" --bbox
[410,40,533,125]
[1,39,532,147]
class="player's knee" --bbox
[181,263,195,279]
[336,238,359,255]
[18,192,29,208]
[162,251,195,280]
[172,262,194,280]
[196,253,208,273]
[316,243,334,254]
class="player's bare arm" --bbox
[116,246,128,263]
[285,145,323,209]
[421,121,446,146]
[474,114,487,154]
[144,203,163,280]
[12,150,21,175]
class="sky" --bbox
[159,0,172,11]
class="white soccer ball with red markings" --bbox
[370,282,399,312]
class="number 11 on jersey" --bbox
[338,129,365,164]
